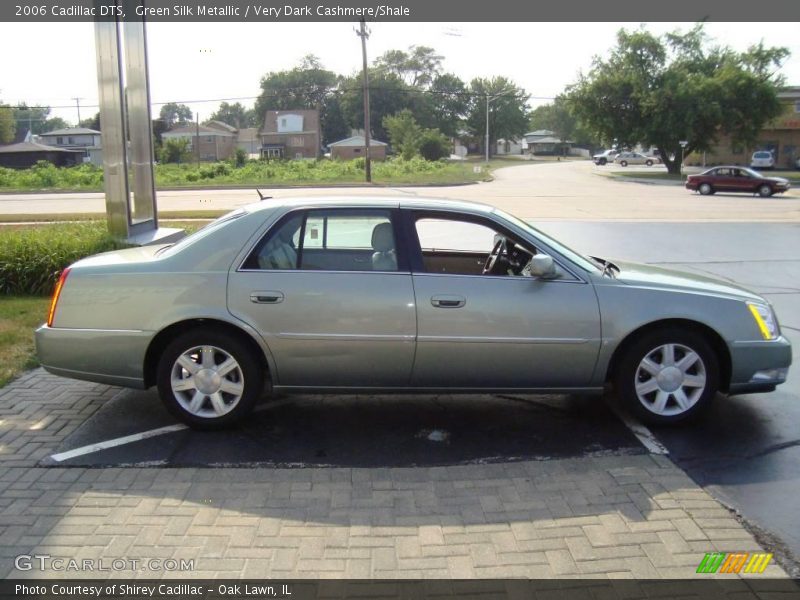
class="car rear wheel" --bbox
[156,329,263,429]
[614,328,719,425]
[620,160,628,167]
[758,184,773,197]
[645,160,653,167]
[698,183,714,196]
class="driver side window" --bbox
[413,216,530,276]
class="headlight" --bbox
[747,302,779,340]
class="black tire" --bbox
[614,328,719,425]
[598,158,607,165]
[156,329,264,430]
[620,160,628,167]
[758,184,773,198]
[645,159,653,167]
[698,183,714,196]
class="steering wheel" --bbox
[482,237,507,275]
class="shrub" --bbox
[159,138,191,163]
[0,222,130,295]
[231,148,247,168]
[418,130,451,161]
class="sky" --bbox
[1,22,800,126]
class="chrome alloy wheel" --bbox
[634,343,707,417]
[170,345,245,418]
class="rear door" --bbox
[228,207,417,388]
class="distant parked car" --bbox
[796,156,800,170]
[750,151,775,170]
[685,166,790,197]
[614,152,655,167]
[592,149,618,165]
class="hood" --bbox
[71,244,168,268]
[610,259,764,302]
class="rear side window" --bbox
[242,209,400,272]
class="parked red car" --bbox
[686,166,790,197]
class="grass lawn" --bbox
[0,211,224,224]
[0,296,49,387]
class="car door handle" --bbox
[250,291,284,304]
[431,295,466,308]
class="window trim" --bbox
[402,209,585,283]
[238,206,409,274]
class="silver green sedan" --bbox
[36,197,791,429]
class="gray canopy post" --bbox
[94,0,183,245]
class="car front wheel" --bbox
[758,184,773,197]
[614,329,719,425]
[156,329,263,429]
[698,183,713,195]
[645,160,653,167]
[619,160,628,167]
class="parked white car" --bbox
[614,152,655,167]
[592,149,618,166]
[750,151,775,170]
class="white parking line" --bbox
[610,406,670,455]
[49,424,188,462]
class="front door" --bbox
[406,211,602,389]
[228,207,416,388]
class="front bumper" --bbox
[35,325,151,389]
[728,335,792,395]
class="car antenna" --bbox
[256,189,272,201]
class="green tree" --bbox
[383,109,422,159]
[567,26,789,174]
[159,103,193,130]
[418,129,451,161]
[78,112,101,130]
[340,71,415,142]
[0,100,14,144]
[159,138,190,163]
[209,102,254,129]
[465,77,529,157]
[12,104,68,135]
[427,73,468,138]
[374,45,443,87]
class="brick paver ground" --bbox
[0,370,788,579]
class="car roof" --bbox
[240,195,497,216]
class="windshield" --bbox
[754,151,771,158]
[158,209,246,257]
[492,208,602,274]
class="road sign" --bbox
[679,140,689,147]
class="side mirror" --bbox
[530,253,557,279]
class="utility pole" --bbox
[195,113,200,168]
[356,18,371,183]
[72,97,83,124]
[484,87,515,163]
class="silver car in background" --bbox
[36,197,791,429]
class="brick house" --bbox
[161,120,237,161]
[259,110,321,159]
[329,135,388,161]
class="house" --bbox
[38,127,103,166]
[496,138,523,155]
[236,128,260,158]
[0,140,84,169]
[161,120,237,161]
[523,130,572,155]
[260,110,321,159]
[686,86,800,169]
[328,135,387,161]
